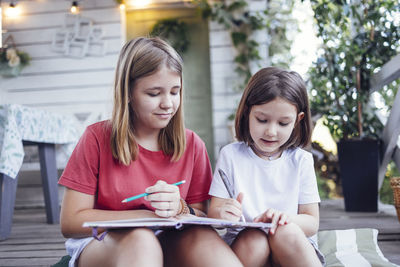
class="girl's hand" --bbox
[144,180,181,217]
[254,208,289,234]
[219,192,244,222]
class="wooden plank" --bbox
[0,243,66,252]
[394,146,400,173]
[21,103,112,119]
[2,70,115,91]
[3,9,121,30]
[378,88,400,188]
[379,241,400,265]
[319,199,400,234]
[21,54,119,75]
[370,54,400,92]
[14,38,122,59]
[1,237,66,245]
[0,257,64,266]
[0,250,66,258]
[4,23,121,45]
[6,87,112,105]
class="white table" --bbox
[0,104,78,240]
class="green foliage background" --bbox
[307,0,400,141]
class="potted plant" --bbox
[0,36,31,78]
[307,0,400,211]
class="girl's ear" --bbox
[297,112,305,123]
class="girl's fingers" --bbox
[270,213,282,234]
[223,213,240,221]
[145,192,179,202]
[279,213,289,225]
[150,200,179,211]
[145,180,180,194]
[265,208,275,219]
[254,208,273,223]
[144,182,181,217]
[221,204,242,217]
[155,209,176,218]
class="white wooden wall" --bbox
[0,0,123,134]
[1,0,268,162]
[208,0,269,158]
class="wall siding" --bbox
[208,0,269,159]
[0,0,123,208]
[1,0,123,133]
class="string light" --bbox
[70,1,79,14]
[128,0,151,9]
[5,1,21,18]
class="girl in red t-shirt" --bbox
[59,37,243,267]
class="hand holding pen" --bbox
[218,169,246,222]
[122,180,185,218]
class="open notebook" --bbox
[83,216,272,231]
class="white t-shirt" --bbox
[209,142,320,222]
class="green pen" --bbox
[121,180,186,203]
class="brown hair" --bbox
[110,37,185,165]
[235,67,312,150]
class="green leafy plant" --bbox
[196,0,297,123]
[264,0,297,68]
[307,0,400,141]
[196,0,265,85]
[150,19,190,54]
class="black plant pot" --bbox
[337,139,381,212]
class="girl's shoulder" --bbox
[83,120,112,142]
[185,128,201,142]
[220,141,248,156]
[87,120,111,132]
[284,147,313,162]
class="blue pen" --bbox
[121,180,186,203]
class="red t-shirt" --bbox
[58,121,213,211]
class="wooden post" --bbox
[370,54,400,190]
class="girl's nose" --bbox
[160,95,172,109]
[265,124,277,136]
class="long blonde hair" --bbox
[111,37,186,165]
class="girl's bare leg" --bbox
[78,228,163,267]
[269,223,322,267]
[159,226,244,267]
[231,228,271,267]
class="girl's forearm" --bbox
[288,214,319,237]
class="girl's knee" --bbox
[80,229,162,266]
[111,228,160,250]
[269,223,306,249]
[182,226,217,239]
[233,229,270,256]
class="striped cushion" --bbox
[318,228,398,267]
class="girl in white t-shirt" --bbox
[209,67,325,266]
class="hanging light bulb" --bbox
[70,1,79,14]
[128,0,151,9]
[5,1,21,18]
[119,3,126,11]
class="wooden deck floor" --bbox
[0,198,399,266]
